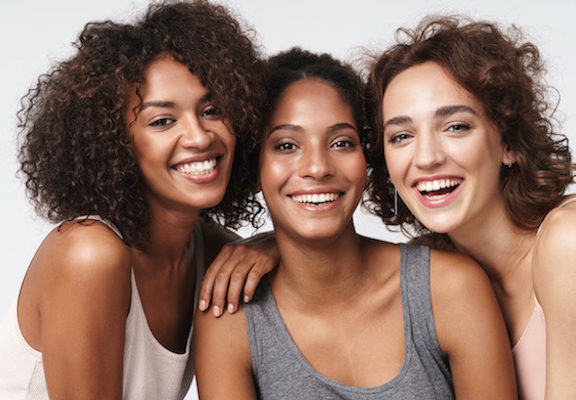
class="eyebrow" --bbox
[383,104,478,130]
[268,122,357,136]
[139,93,212,113]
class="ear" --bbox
[502,145,516,168]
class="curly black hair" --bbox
[259,48,368,152]
[18,0,265,249]
[365,16,574,238]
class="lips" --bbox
[414,178,462,200]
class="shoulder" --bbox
[533,196,576,303]
[429,248,490,295]
[535,196,576,257]
[32,219,132,298]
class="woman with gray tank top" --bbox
[194,48,517,399]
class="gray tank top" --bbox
[244,245,454,399]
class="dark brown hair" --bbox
[18,0,265,249]
[365,16,574,237]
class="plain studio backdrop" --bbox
[1,0,574,398]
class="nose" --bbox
[414,132,446,170]
[179,114,214,149]
[298,143,335,180]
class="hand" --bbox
[198,231,278,317]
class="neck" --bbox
[449,205,535,285]
[131,201,199,271]
[271,223,368,308]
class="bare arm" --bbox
[533,204,576,400]
[193,306,256,399]
[198,218,278,316]
[33,222,131,399]
[431,251,517,400]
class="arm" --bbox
[35,222,131,399]
[431,251,517,400]
[198,218,279,316]
[193,305,256,399]
[533,204,576,400]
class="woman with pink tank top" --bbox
[366,16,576,400]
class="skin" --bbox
[382,61,576,399]
[194,78,517,399]
[15,55,276,399]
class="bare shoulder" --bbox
[429,248,490,296]
[533,197,576,302]
[535,197,576,259]
[30,219,132,301]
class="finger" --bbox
[198,244,233,311]
[211,254,247,317]
[242,264,267,303]
[226,262,253,313]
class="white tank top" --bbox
[0,217,205,399]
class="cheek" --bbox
[383,147,405,185]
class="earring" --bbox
[505,160,513,168]
[394,188,398,216]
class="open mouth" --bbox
[415,178,462,200]
[174,158,217,176]
[290,192,342,206]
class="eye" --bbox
[388,132,412,144]
[447,123,470,133]
[201,105,222,118]
[148,118,175,128]
[331,139,355,149]
[274,142,297,152]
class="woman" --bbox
[366,17,575,400]
[194,48,517,399]
[0,2,276,399]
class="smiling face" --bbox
[126,55,235,216]
[259,78,366,244]
[382,62,512,235]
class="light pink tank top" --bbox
[512,299,546,400]
[512,196,576,400]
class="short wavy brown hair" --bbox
[18,0,265,249]
[365,16,574,237]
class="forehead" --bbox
[270,79,355,124]
[383,62,482,115]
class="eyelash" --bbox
[388,132,411,144]
[149,118,175,128]
[332,139,355,148]
[447,123,470,133]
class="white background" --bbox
[1,1,574,399]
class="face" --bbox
[382,62,512,235]
[259,78,366,244]
[126,55,235,215]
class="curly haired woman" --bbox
[366,17,575,400]
[0,1,276,399]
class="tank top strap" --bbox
[72,215,123,240]
[399,245,447,367]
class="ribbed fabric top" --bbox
[244,244,454,399]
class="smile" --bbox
[174,158,217,176]
[290,192,341,205]
[415,178,462,200]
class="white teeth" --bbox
[176,158,217,176]
[291,193,340,205]
[416,178,462,193]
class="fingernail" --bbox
[199,300,207,311]
[227,303,236,314]
[244,295,250,303]
[213,306,221,317]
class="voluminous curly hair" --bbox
[258,47,368,153]
[365,16,574,238]
[18,0,265,249]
